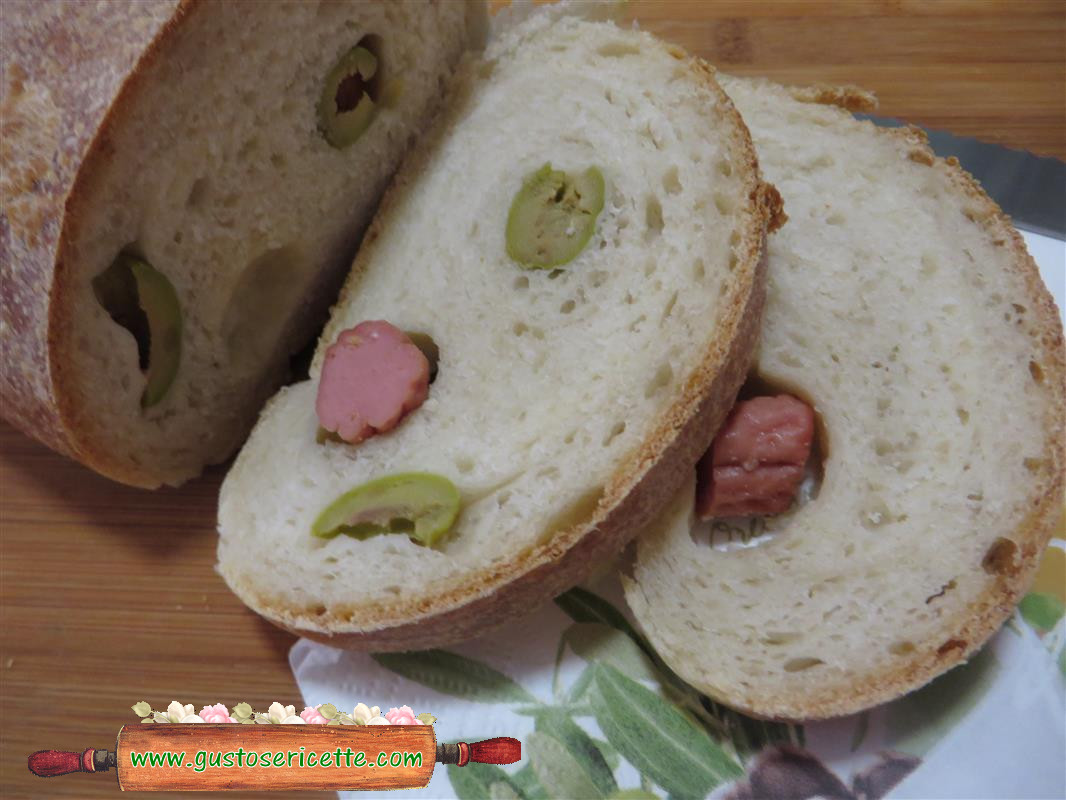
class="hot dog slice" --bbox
[696,394,815,519]
[316,321,430,444]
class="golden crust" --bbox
[788,83,878,113]
[222,48,778,650]
[631,88,1066,722]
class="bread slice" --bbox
[0,0,484,487]
[624,75,1065,720]
[217,15,780,650]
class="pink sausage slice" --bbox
[316,321,430,445]
[696,394,815,519]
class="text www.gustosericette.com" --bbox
[129,748,423,773]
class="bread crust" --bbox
[628,87,1066,721]
[1,0,192,487]
[222,50,779,650]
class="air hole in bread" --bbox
[826,212,845,226]
[602,421,626,447]
[1029,360,1044,383]
[662,166,682,195]
[497,490,511,507]
[237,136,261,162]
[588,270,608,288]
[513,322,528,337]
[513,276,529,290]
[644,363,674,398]
[956,407,969,424]
[982,537,1018,576]
[783,657,823,672]
[223,245,306,365]
[406,332,439,383]
[597,40,641,58]
[693,259,706,281]
[660,291,679,324]
[890,641,916,656]
[937,638,967,657]
[713,192,734,216]
[861,498,895,530]
[455,456,474,474]
[537,486,604,545]
[560,299,576,314]
[1023,457,1043,473]
[645,195,664,239]
[762,631,802,646]
[185,177,210,209]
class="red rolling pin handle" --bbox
[437,738,522,766]
[28,748,115,776]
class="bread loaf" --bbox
[1,0,484,487]
[624,75,1065,720]
[217,15,779,650]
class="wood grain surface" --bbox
[2,2,1063,798]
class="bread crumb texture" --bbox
[625,75,1066,720]
[218,17,765,639]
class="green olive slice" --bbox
[318,45,380,149]
[311,472,461,547]
[506,163,606,269]
[92,253,182,408]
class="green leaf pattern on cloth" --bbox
[373,650,537,704]
[367,579,1061,800]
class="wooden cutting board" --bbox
[2,2,1063,797]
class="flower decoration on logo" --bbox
[131,701,435,726]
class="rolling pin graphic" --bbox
[28,725,520,791]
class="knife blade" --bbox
[857,114,1066,240]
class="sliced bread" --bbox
[217,15,780,650]
[624,76,1066,720]
[0,0,484,487]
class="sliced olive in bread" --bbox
[506,163,606,269]
[312,472,461,546]
[91,253,182,409]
